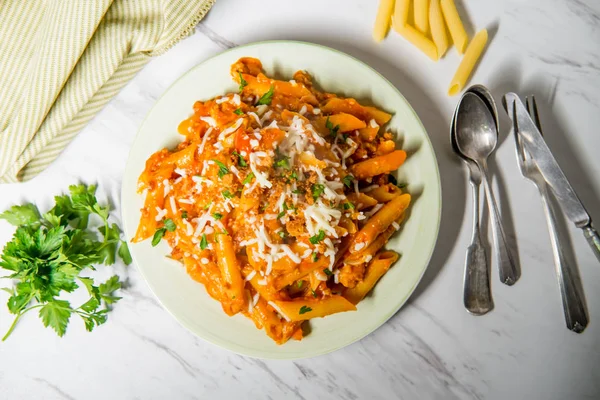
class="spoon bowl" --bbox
[455,92,498,163]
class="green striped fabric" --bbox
[0,0,215,183]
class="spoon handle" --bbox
[464,179,493,315]
[479,163,520,285]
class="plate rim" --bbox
[121,40,442,359]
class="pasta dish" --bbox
[133,58,411,344]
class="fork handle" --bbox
[582,224,600,264]
[539,185,588,333]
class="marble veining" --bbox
[1,0,600,399]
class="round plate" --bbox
[121,41,441,359]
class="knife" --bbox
[504,93,600,263]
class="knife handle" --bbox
[583,224,600,263]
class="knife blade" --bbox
[505,93,589,227]
[504,92,600,263]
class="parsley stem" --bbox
[2,304,43,341]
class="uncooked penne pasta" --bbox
[392,0,410,29]
[414,0,430,35]
[344,251,400,304]
[429,0,449,57]
[440,0,468,54]
[448,29,488,96]
[373,0,395,42]
[394,25,439,62]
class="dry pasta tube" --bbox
[394,25,439,62]
[373,0,395,42]
[440,0,468,54]
[448,29,488,96]
[344,251,400,304]
[429,0,449,57]
[414,0,430,35]
[392,0,410,29]
[272,296,356,322]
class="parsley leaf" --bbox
[242,172,255,185]
[309,230,326,245]
[238,72,247,92]
[222,190,234,199]
[292,188,304,195]
[234,108,243,115]
[299,305,313,315]
[323,268,333,277]
[342,175,354,188]
[0,204,41,227]
[325,116,340,138]
[232,151,247,167]
[200,234,208,250]
[278,231,287,239]
[343,202,355,210]
[163,218,176,232]
[212,213,223,220]
[181,211,188,219]
[211,159,229,179]
[152,228,166,246]
[256,84,275,105]
[39,300,72,337]
[311,184,325,201]
[117,241,132,265]
[277,211,286,220]
[297,280,304,288]
[311,290,317,298]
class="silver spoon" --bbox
[455,92,520,285]
[451,103,494,315]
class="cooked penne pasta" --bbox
[373,0,396,42]
[429,0,449,58]
[344,251,400,304]
[448,29,488,96]
[349,150,407,179]
[134,57,412,344]
[349,193,411,253]
[394,25,439,61]
[343,215,404,266]
[414,0,430,35]
[440,0,468,54]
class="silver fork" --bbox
[513,96,588,333]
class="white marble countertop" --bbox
[1,0,600,399]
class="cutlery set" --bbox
[451,86,600,332]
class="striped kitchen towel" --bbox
[0,0,215,183]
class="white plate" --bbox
[121,41,441,359]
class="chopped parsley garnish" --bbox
[212,213,223,220]
[290,171,298,180]
[278,231,287,239]
[311,184,325,201]
[256,84,274,105]
[292,188,304,195]
[181,211,188,219]
[342,133,350,142]
[311,290,317,298]
[274,148,290,170]
[232,150,247,167]
[277,211,286,220]
[152,228,166,246]
[323,268,333,277]
[234,108,243,115]
[238,72,247,92]
[343,202,355,210]
[211,159,229,178]
[342,175,354,188]
[163,218,176,232]
[200,234,208,250]
[299,305,312,315]
[325,116,340,138]
[242,172,255,185]
[297,280,304,288]
[260,202,269,212]
[311,252,318,262]
[309,230,326,244]
[222,190,234,199]
[203,202,212,210]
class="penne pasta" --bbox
[440,0,468,54]
[448,29,488,96]
[349,194,411,253]
[272,296,356,322]
[392,0,410,29]
[215,234,246,314]
[344,251,400,304]
[414,0,430,35]
[394,25,439,61]
[373,0,396,42]
[365,183,402,203]
[429,0,449,58]
[343,215,405,266]
[349,150,407,179]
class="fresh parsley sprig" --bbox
[0,184,129,340]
